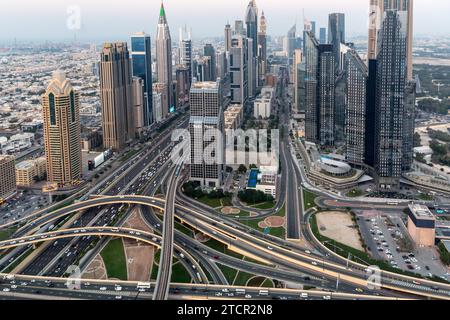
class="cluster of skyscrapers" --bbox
[188,0,270,188]
[294,0,415,193]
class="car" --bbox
[323,295,331,300]
[245,294,252,299]
[311,261,318,266]
[115,296,122,300]
[3,288,10,292]
[355,288,364,293]
[99,287,107,291]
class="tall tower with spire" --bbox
[156,2,173,117]
[257,10,267,87]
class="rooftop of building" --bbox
[15,160,35,170]
[0,155,15,164]
[408,204,435,220]
[190,80,219,90]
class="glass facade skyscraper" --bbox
[131,33,153,127]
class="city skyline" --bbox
[1,0,450,305]
[1,0,450,42]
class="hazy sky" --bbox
[1,0,449,42]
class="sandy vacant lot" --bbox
[82,255,107,280]
[123,208,155,281]
[316,211,364,251]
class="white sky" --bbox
[0,0,449,42]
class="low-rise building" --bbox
[15,157,47,187]
[224,104,244,130]
[254,86,275,119]
[407,204,436,247]
[247,166,278,198]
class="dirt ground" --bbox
[82,255,107,280]
[221,207,240,215]
[316,211,364,251]
[258,216,285,229]
[122,208,156,281]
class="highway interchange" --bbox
[1,93,450,301]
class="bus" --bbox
[137,282,151,289]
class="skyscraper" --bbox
[234,20,246,36]
[189,80,225,188]
[293,49,304,114]
[42,71,82,185]
[245,0,258,58]
[285,24,297,65]
[319,27,327,44]
[179,26,193,83]
[0,155,16,199]
[156,2,173,115]
[368,0,413,80]
[304,31,335,147]
[328,13,346,71]
[100,42,134,151]
[257,11,267,87]
[132,77,145,136]
[224,23,232,52]
[229,36,249,105]
[402,80,416,171]
[195,56,213,82]
[373,10,408,192]
[345,50,369,166]
[247,38,256,98]
[130,32,153,127]
[204,44,217,81]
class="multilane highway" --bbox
[2,195,450,299]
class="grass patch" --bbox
[303,189,317,210]
[346,188,364,198]
[2,246,35,273]
[233,270,254,286]
[261,278,274,288]
[195,196,223,208]
[171,260,192,283]
[174,221,194,237]
[243,205,286,238]
[204,239,243,259]
[247,276,266,287]
[100,238,127,280]
[418,193,434,201]
[252,201,276,210]
[0,228,16,241]
[218,264,238,284]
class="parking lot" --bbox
[357,210,450,281]
[0,191,49,224]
